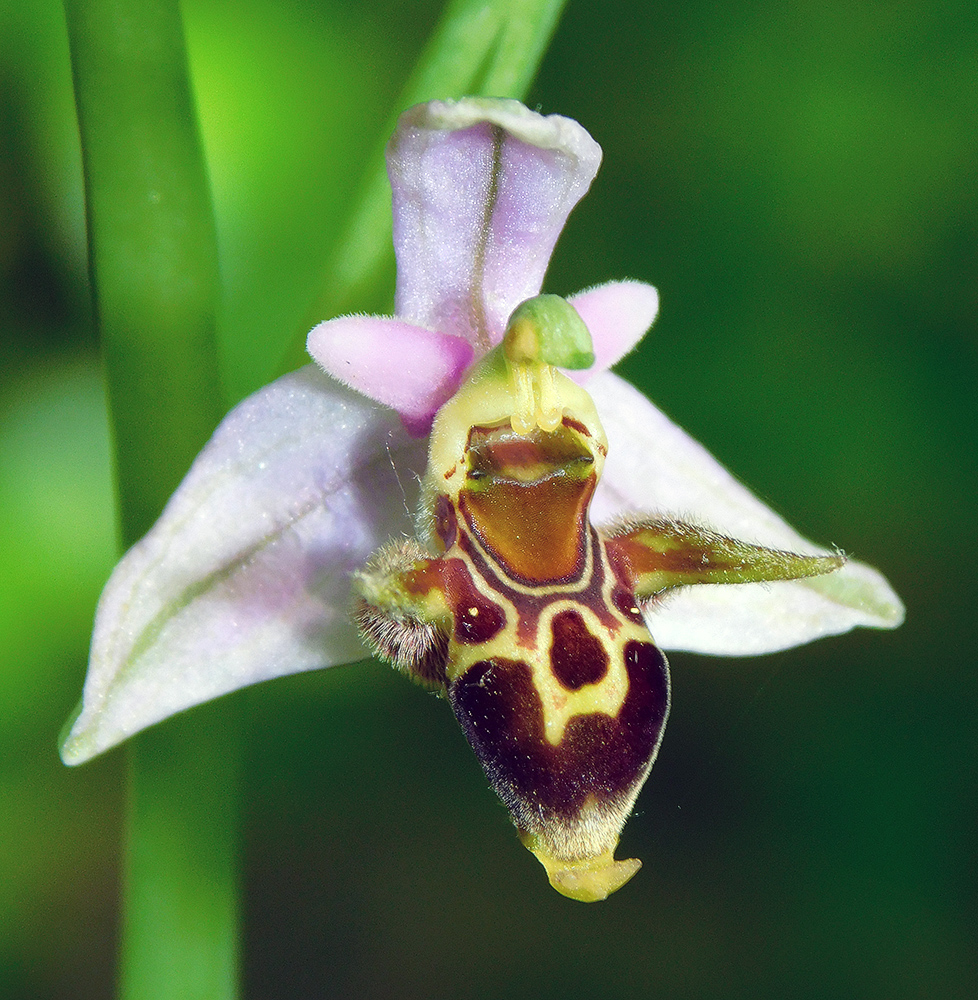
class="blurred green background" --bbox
[2,0,975,997]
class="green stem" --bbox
[65,0,225,540]
[119,709,239,1000]
[63,1,237,998]
[279,0,568,372]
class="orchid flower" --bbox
[61,98,903,902]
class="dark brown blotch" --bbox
[612,586,644,623]
[439,559,507,645]
[549,608,609,689]
[434,493,458,550]
[448,641,670,827]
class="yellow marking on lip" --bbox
[529,606,649,746]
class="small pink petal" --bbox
[567,280,660,380]
[307,316,473,434]
[388,98,602,352]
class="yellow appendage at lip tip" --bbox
[519,832,642,903]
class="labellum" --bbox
[354,295,843,902]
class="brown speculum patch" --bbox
[459,422,596,584]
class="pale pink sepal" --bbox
[567,280,660,381]
[61,367,426,765]
[307,316,473,436]
[388,98,602,351]
[588,372,905,655]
